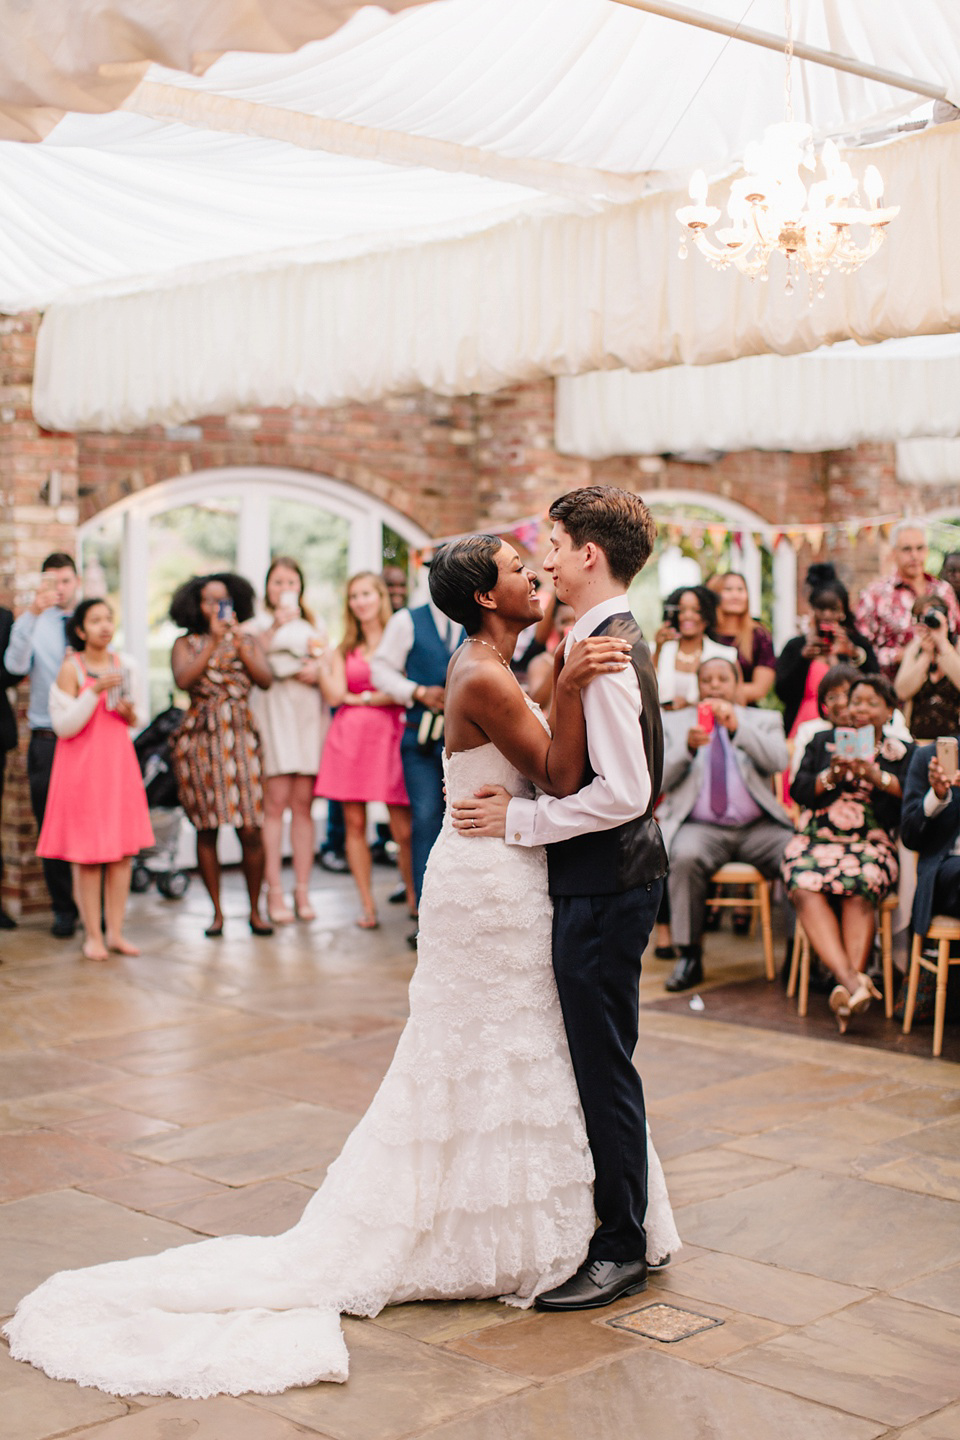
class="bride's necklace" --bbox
[463,636,511,670]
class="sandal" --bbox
[848,973,882,1016]
[293,887,316,921]
[267,887,295,925]
[829,984,852,1035]
[355,913,380,930]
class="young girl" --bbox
[38,599,153,961]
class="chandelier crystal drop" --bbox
[676,1,899,298]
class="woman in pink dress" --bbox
[315,572,413,929]
[37,599,154,962]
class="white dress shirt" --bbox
[505,595,651,848]
[370,600,457,707]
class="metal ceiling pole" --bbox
[608,0,948,101]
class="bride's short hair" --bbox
[429,535,501,634]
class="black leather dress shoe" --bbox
[535,1257,648,1311]
[0,909,16,930]
[51,915,77,939]
[665,954,703,992]
[389,883,407,904]
[406,929,419,950]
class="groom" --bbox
[454,486,667,1309]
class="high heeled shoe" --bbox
[293,886,316,921]
[829,984,852,1034]
[267,886,295,925]
[848,973,882,1016]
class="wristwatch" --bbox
[879,769,891,789]
[819,768,836,790]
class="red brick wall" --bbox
[2,316,956,913]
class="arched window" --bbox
[79,467,428,716]
[628,489,797,651]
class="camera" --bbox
[920,610,943,629]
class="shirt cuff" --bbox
[923,787,951,818]
[505,795,537,847]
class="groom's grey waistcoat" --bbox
[546,613,668,898]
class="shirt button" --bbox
[514,832,522,841]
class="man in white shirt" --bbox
[453,486,666,1311]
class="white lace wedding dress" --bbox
[4,731,679,1398]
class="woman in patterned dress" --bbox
[783,674,914,1031]
[169,573,274,938]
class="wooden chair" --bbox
[787,895,897,1019]
[902,915,960,1058]
[709,862,775,980]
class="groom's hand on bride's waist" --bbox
[451,785,511,838]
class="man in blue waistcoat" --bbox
[371,582,463,946]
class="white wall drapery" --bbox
[33,119,960,432]
[555,335,960,459]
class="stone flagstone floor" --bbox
[2,864,960,1440]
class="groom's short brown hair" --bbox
[549,486,656,586]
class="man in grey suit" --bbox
[659,657,793,992]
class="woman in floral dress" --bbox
[170,572,274,938]
[784,674,913,1031]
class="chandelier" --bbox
[676,0,899,297]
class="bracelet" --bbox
[879,769,891,789]
[819,768,836,790]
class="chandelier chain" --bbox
[783,0,794,124]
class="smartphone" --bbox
[834,725,873,760]
[276,589,299,618]
[817,622,837,642]
[936,735,959,781]
[663,603,679,627]
[696,702,715,734]
[217,599,235,622]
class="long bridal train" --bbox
[5,738,679,1399]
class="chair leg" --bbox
[934,938,950,1059]
[902,933,922,1035]
[759,881,774,981]
[786,926,801,998]
[880,907,894,1020]
[798,931,810,1018]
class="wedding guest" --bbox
[714,572,775,705]
[381,565,409,614]
[788,664,859,784]
[856,522,960,679]
[38,600,153,961]
[775,563,877,740]
[371,569,463,945]
[0,604,23,929]
[653,586,738,709]
[524,601,574,710]
[4,553,80,936]
[248,558,327,924]
[169,573,273,938]
[315,572,414,930]
[783,675,913,1032]
[940,551,960,607]
[894,593,960,741]
[901,736,960,954]
[658,657,793,992]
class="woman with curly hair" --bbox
[783,674,914,1031]
[652,585,738,709]
[169,572,274,937]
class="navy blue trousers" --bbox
[400,740,445,906]
[551,877,663,1261]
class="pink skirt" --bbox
[315,705,408,806]
[37,711,154,864]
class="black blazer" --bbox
[775,628,878,734]
[0,607,23,754]
[901,740,960,937]
[792,728,913,837]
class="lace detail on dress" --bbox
[4,712,679,1399]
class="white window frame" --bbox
[78,465,429,685]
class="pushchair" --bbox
[131,704,191,900]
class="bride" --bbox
[4,536,678,1399]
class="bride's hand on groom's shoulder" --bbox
[560,637,631,692]
[451,785,511,838]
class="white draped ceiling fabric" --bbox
[2,0,960,431]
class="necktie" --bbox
[709,728,728,819]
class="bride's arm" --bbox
[461,637,629,797]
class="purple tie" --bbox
[709,728,728,819]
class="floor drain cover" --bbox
[607,1302,724,1343]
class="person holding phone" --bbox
[894,594,960,741]
[247,558,328,924]
[784,675,914,1031]
[169,573,274,938]
[901,733,960,973]
[652,586,737,709]
[37,599,152,961]
[775,564,877,743]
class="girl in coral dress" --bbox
[315,572,413,929]
[37,599,153,961]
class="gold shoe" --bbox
[848,974,882,1016]
[829,984,852,1035]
